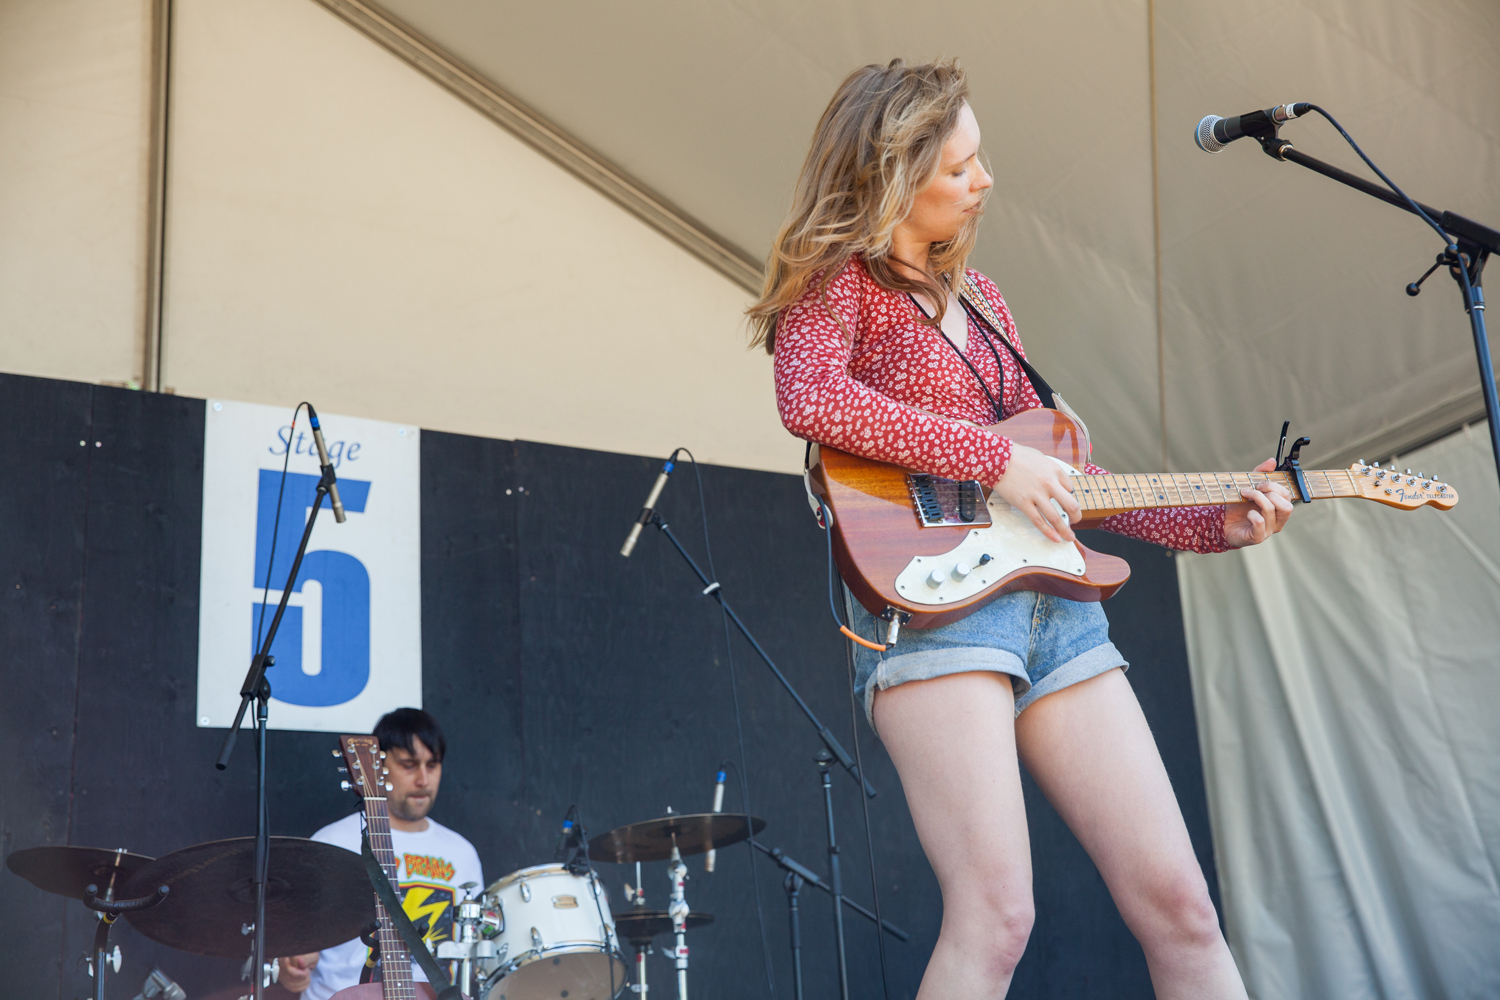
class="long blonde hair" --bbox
[748,59,982,353]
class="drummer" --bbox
[279,708,484,997]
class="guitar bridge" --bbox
[907,474,992,528]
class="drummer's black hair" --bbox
[374,707,447,763]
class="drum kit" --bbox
[5,809,762,1000]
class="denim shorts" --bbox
[843,587,1127,730]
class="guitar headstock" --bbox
[336,734,390,800]
[1349,462,1458,510]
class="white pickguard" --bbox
[893,458,1086,606]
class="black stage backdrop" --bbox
[1,373,1219,1000]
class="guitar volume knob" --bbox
[926,569,944,589]
[952,562,972,581]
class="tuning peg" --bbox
[341,780,352,791]
[332,749,340,757]
[385,782,394,792]
[1405,468,1412,475]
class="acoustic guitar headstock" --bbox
[336,734,391,802]
[1350,462,1458,510]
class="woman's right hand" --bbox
[993,442,1081,543]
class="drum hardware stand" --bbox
[436,883,495,997]
[749,838,910,1000]
[643,511,877,799]
[82,878,169,1000]
[624,861,651,997]
[215,459,341,1000]
[667,839,691,1000]
[1239,108,1500,502]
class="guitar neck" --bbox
[364,796,418,998]
[367,797,423,1000]
[1071,468,1358,517]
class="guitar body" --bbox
[810,408,1131,630]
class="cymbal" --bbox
[611,909,714,946]
[5,846,155,901]
[122,837,374,958]
[588,813,765,864]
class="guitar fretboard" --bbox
[364,794,418,998]
[1070,469,1358,515]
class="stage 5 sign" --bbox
[196,399,422,732]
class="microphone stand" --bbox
[644,511,878,799]
[748,838,908,1000]
[214,464,337,1000]
[1245,125,1500,497]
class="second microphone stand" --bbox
[214,460,340,1000]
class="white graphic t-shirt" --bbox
[301,812,483,1000]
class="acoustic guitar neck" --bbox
[338,735,418,1000]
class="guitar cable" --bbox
[817,500,886,652]
[677,448,779,1000]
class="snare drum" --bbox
[477,864,627,1000]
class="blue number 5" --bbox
[252,471,373,707]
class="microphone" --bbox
[619,456,676,557]
[305,405,346,523]
[554,805,579,861]
[705,768,727,873]
[1195,103,1312,153]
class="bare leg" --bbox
[872,671,1034,999]
[1015,668,1247,999]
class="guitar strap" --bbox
[959,274,1092,457]
[360,829,464,1000]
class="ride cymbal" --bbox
[122,837,373,958]
[588,813,764,864]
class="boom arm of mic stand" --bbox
[648,513,878,799]
[1254,137,1500,501]
[749,840,908,942]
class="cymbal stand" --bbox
[667,844,690,1000]
[82,878,168,1000]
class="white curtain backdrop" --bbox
[1179,425,1500,999]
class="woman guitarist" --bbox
[750,59,1292,999]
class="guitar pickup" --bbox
[907,474,993,528]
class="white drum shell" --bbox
[478,864,626,1000]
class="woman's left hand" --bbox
[1223,458,1295,548]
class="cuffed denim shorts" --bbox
[843,587,1127,730]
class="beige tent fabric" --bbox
[1179,424,1500,997]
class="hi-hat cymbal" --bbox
[5,846,155,901]
[612,909,714,946]
[122,837,374,958]
[588,813,765,864]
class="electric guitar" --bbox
[331,734,437,1000]
[809,407,1458,631]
